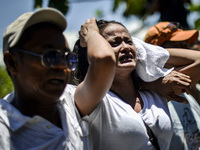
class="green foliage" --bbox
[189,4,200,12]
[194,18,200,30]
[113,0,149,17]
[34,0,69,15]
[124,0,147,17]
[189,4,200,29]
[113,0,147,17]
[113,0,121,12]
[95,9,104,19]
[49,0,69,15]
[113,0,200,29]
[33,0,200,29]
[34,0,43,8]
[0,66,14,98]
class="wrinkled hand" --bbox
[79,17,99,47]
[159,70,191,103]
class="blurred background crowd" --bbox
[0,0,200,98]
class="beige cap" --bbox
[3,7,67,53]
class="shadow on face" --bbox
[7,23,71,101]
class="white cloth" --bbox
[83,90,173,150]
[0,86,90,150]
[132,37,174,82]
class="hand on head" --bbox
[79,17,99,47]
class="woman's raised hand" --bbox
[79,17,99,47]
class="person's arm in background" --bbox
[140,48,200,103]
[140,70,191,103]
[74,18,116,116]
[166,48,200,87]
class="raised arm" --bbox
[74,18,116,116]
[140,70,191,103]
[140,48,200,102]
[165,48,200,87]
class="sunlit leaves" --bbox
[49,0,69,15]
[34,0,69,15]
[34,0,43,8]
[194,18,200,30]
[0,66,14,98]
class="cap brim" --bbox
[170,30,199,43]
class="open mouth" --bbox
[49,78,65,86]
[119,54,134,62]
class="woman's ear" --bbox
[3,51,18,75]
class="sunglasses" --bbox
[163,22,181,31]
[10,49,77,71]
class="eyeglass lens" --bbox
[42,51,77,70]
[10,49,77,70]
[66,53,77,71]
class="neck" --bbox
[11,94,62,128]
[111,75,143,113]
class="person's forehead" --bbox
[24,27,69,51]
[102,24,130,38]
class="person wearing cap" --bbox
[144,22,199,48]
[144,21,200,150]
[0,8,116,150]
